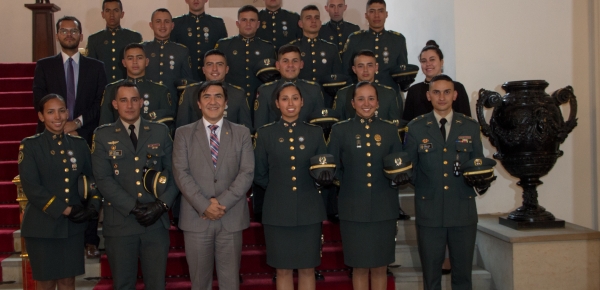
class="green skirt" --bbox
[264,223,322,269]
[25,233,84,281]
[340,219,396,268]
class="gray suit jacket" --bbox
[173,119,254,233]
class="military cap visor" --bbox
[309,109,341,125]
[309,154,336,180]
[383,152,413,179]
[254,58,280,83]
[461,157,496,180]
[143,169,168,198]
[78,174,98,200]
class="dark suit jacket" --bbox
[173,119,254,233]
[33,53,108,144]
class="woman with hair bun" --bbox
[402,40,471,125]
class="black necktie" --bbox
[66,57,75,120]
[440,118,447,141]
[129,124,137,149]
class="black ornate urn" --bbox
[477,80,577,229]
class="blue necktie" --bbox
[66,58,76,120]
[209,125,219,168]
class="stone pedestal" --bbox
[24,3,61,61]
[476,214,600,290]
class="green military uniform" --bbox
[289,36,344,83]
[332,83,402,125]
[170,12,228,81]
[18,130,101,280]
[342,29,408,90]
[254,119,327,268]
[253,79,325,130]
[257,8,302,50]
[176,82,252,131]
[319,20,360,55]
[86,26,143,82]
[143,39,194,113]
[327,116,401,268]
[404,111,482,290]
[215,35,276,101]
[99,77,173,127]
[92,119,178,290]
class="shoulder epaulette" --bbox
[22,133,42,141]
[340,84,354,91]
[261,80,277,87]
[107,79,123,86]
[258,38,273,45]
[459,113,478,123]
[379,84,393,90]
[299,79,317,86]
[332,118,351,127]
[89,30,104,37]
[174,42,187,48]
[257,122,276,131]
[388,30,403,36]
[93,123,114,133]
[407,115,427,126]
[303,121,320,128]
[66,134,85,140]
[352,30,366,36]
[380,119,396,125]
[289,39,300,44]
[221,36,235,41]
[228,83,243,91]
[319,39,335,46]
[148,80,168,88]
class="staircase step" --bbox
[1,253,100,284]
[0,108,36,125]
[0,162,17,182]
[0,92,34,108]
[0,63,36,78]
[0,124,37,142]
[0,142,20,162]
[0,205,19,228]
[0,228,17,253]
[0,78,33,93]
[0,182,17,204]
[391,265,493,290]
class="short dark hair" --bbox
[152,8,172,21]
[102,0,122,10]
[352,81,378,100]
[366,0,386,8]
[420,40,444,61]
[429,74,454,89]
[56,16,82,33]
[301,5,320,15]
[238,5,259,18]
[274,82,302,101]
[197,80,228,102]
[38,94,65,112]
[115,82,139,97]
[123,43,145,57]
[353,49,376,64]
[277,44,301,59]
[204,49,228,65]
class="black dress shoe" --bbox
[327,214,340,223]
[315,270,325,281]
[442,268,451,275]
[398,208,411,220]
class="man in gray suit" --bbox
[173,80,254,290]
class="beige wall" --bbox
[1,0,598,229]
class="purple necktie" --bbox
[66,58,76,120]
[209,125,219,168]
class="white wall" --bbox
[1,0,597,228]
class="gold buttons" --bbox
[366,134,370,138]
[290,146,295,150]
[365,125,370,129]
[65,168,69,172]
[58,141,62,145]
[366,142,371,147]
[312,60,316,63]
[112,57,116,61]
[367,153,371,157]
[444,186,449,190]
[135,169,140,173]
[425,149,429,153]
[367,183,372,187]
[112,48,115,52]
[136,181,141,185]
[160,62,163,66]
[312,52,315,55]
[289,138,294,142]
[312,69,316,72]
[291,166,296,170]
[65,188,69,193]
[375,46,379,49]
[65,178,69,183]
[444,173,448,177]
[138,193,142,197]
[63,159,67,163]
[292,187,297,191]
[135,157,140,161]
[112,66,116,70]
[112,40,115,44]
[291,156,295,160]
[367,163,371,167]
[65,198,69,203]
[443,161,448,165]
[160,72,163,75]
[107,202,111,206]
[292,177,296,181]
[443,148,447,152]
[367,173,371,177]
[60,150,64,154]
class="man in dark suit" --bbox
[92,82,178,290]
[173,80,254,289]
[404,74,485,290]
[33,16,108,145]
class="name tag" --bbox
[109,150,123,157]
[419,143,432,150]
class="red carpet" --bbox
[0,63,36,281]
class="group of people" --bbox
[17,0,495,290]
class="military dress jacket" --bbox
[92,119,178,237]
[253,79,324,130]
[342,29,408,89]
[86,26,143,82]
[19,130,101,238]
[404,112,482,228]
[99,77,173,126]
[328,117,402,222]
[143,39,194,111]
[256,8,301,50]
[289,36,344,83]
[254,119,327,226]
[171,12,228,81]
[215,35,276,100]
[333,83,402,124]
[175,82,252,131]
[319,20,361,54]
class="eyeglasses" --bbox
[58,29,81,36]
